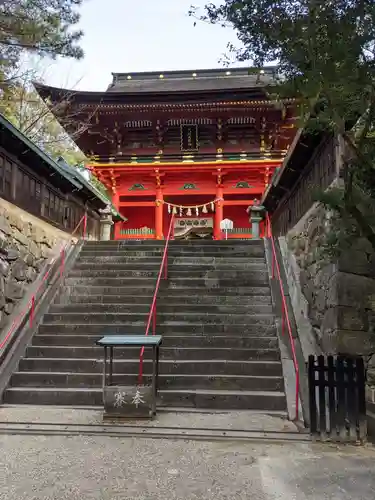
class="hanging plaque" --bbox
[181,124,199,152]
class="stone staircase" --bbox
[3,240,286,412]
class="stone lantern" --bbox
[247,199,265,239]
[99,204,114,241]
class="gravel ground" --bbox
[1,434,375,500]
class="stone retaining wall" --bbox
[281,202,375,358]
[0,198,72,329]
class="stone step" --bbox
[32,335,279,349]
[63,285,157,296]
[68,269,269,280]
[158,389,287,411]
[38,323,277,336]
[42,312,275,325]
[83,240,263,247]
[65,285,272,297]
[77,256,266,265]
[167,270,269,279]
[69,269,160,278]
[65,277,158,287]
[74,261,267,270]
[83,240,165,247]
[80,250,262,258]
[75,261,164,269]
[9,372,284,392]
[48,303,274,315]
[26,346,281,361]
[18,358,283,376]
[59,294,272,306]
[3,387,286,410]
[166,277,270,287]
[79,251,164,258]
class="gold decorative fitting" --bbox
[159,74,164,79]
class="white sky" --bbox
[38,0,245,92]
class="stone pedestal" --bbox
[99,205,114,241]
[103,385,154,419]
[247,203,265,239]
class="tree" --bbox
[0,0,84,88]
[3,80,110,199]
[3,81,84,158]
[191,0,375,251]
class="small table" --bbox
[97,335,162,419]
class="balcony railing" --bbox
[120,228,155,236]
[88,150,286,165]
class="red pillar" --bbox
[213,185,224,240]
[155,187,164,240]
[112,191,120,240]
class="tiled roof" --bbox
[108,67,276,94]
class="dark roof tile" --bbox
[108,67,276,94]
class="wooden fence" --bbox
[308,355,367,442]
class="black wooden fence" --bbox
[308,355,367,442]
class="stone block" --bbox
[328,272,375,309]
[323,306,369,332]
[5,249,19,261]
[40,244,51,258]
[103,385,154,419]
[34,259,45,272]
[322,328,375,356]
[0,257,10,276]
[28,240,42,259]
[0,216,12,236]
[26,267,37,283]
[339,250,375,278]
[12,229,30,247]
[4,302,14,315]
[24,254,35,267]
[8,213,24,232]
[5,282,25,301]
[11,260,28,281]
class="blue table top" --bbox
[97,335,162,347]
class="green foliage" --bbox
[1,0,84,86]
[192,0,375,251]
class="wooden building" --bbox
[0,114,123,238]
[35,67,297,240]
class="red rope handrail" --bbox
[0,213,88,354]
[138,214,175,384]
[265,213,300,421]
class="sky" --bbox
[39,0,244,92]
